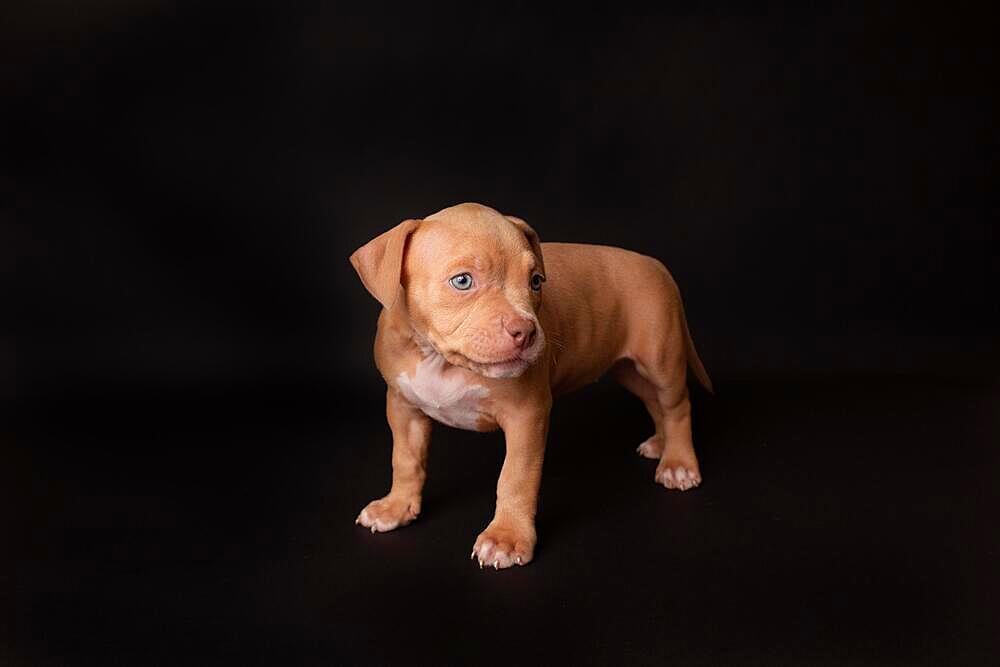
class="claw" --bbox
[478,559,484,569]
[516,556,522,565]
[370,525,376,534]
[493,560,499,570]
[470,549,476,560]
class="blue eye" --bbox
[530,273,545,291]
[449,273,474,290]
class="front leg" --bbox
[472,401,550,569]
[356,387,432,533]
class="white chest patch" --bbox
[396,353,489,430]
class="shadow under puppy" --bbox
[351,202,712,569]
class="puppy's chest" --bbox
[395,354,491,431]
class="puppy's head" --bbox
[351,203,546,378]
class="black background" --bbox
[4,2,998,665]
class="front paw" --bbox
[355,495,421,533]
[654,459,702,491]
[471,519,536,570]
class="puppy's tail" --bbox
[681,307,714,394]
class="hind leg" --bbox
[632,357,702,491]
[610,360,665,460]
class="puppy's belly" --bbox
[396,353,491,431]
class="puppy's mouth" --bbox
[466,354,533,379]
[415,329,543,379]
[438,345,541,379]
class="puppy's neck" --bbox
[382,302,440,359]
[407,322,445,361]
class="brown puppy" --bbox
[350,203,712,569]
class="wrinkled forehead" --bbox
[407,219,535,274]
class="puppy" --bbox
[351,203,712,569]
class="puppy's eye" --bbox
[530,273,545,291]
[449,273,474,291]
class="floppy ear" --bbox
[505,215,545,277]
[349,219,421,309]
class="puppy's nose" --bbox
[503,316,537,349]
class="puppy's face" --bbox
[403,211,546,379]
[351,204,546,379]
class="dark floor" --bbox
[4,373,999,665]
